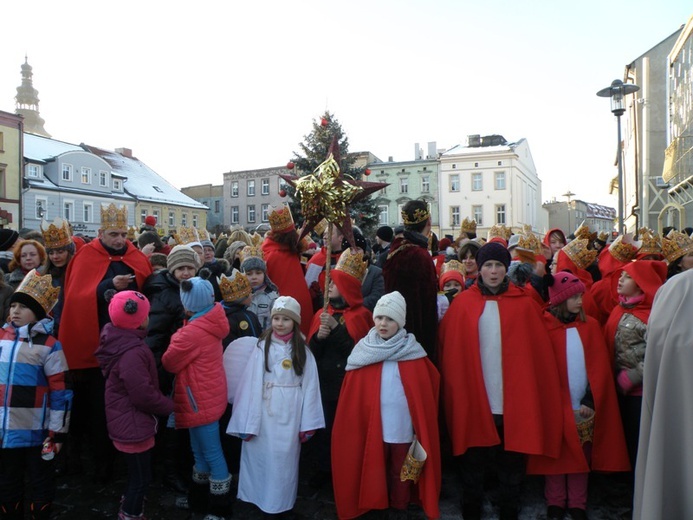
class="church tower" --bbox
[15,57,51,137]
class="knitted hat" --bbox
[549,272,586,306]
[108,290,151,329]
[0,229,19,252]
[373,291,407,328]
[475,242,511,270]
[167,245,200,273]
[200,239,214,249]
[341,229,369,252]
[438,237,452,251]
[271,295,301,325]
[458,239,481,260]
[376,226,394,242]
[144,215,157,227]
[241,255,266,273]
[180,275,215,313]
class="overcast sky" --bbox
[2,1,690,208]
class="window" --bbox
[81,167,91,184]
[379,205,388,225]
[99,170,108,186]
[0,166,5,198]
[192,214,198,227]
[248,205,256,223]
[153,186,164,193]
[261,204,270,222]
[35,197,47,220]
[27,164,40,178]
[397,204,404,225]
[141,210,147,224]
[113,179,122,190]
[474,162,479,167]
[214,200,220,213]
[63,201,74,221]
[451,206,460,227]
[472,172,483,191]
[153,209,160,223]
[247,180,255,196]
[495,204,506,225]
[400,178,408,194]
[169,212,175,226]
[473,205,483,226]
[261,178,270,195]
[62,163,73,181]
[422,176,430,193]
[83,202,93,223]
[450,174,460,192]
[231,206,239,224]
[231,181,239,197]
[181,213,188,226]
[495,171,506,190]
[452,164,457,169]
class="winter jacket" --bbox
[221,302,261,348]
[162,303,230,428]
[96,324,173,444]
[361,264,384,312]
[4,268,27,291]
[0,319,72,448]
[142,270,186,369]
[248,285,278,332]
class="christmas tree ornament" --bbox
[279,189,287,197]
[321,117,328,127]
[364,168,371,176]
[286,161,295,170]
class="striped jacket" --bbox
[0,319,72,448]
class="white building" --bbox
[438,134,547,239]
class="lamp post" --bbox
[563,190,575,233]
[597,79,640,235]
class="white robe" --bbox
[227,337,324,514]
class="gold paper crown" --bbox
[661,229,693,263]
[175,226,200,246]
[15,268,61,315]
[239,245,264,264]
[250,232,263,247]
[562,238,598,270]
[127,226,138,241]
[487,224,511,241]
[402,205,430,226]
[198,228,211,242]
[268,205,295,233]
[440,260,464,276]
[335,248,367,281]
[101,203,128,230]
[517,231,542,255]
[608,233,640,263]
[597,231,609,243]
[313,219,328,237]
[574,221,597,243]
[40,217,72,249]
[637,228,662,257]
[228,226,252,246]
[460,217,477,234]
[218,269,252,303]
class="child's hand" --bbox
[578,405,594,419]
[299,430,315,443]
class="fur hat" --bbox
[376,226,394,242]
[475,242,511,270]
[180,271,215,313]
[108,290,151,329]
[167,245,200,273]
[548,272,585,306]
[373,291,407,329]
[271,295,301,325]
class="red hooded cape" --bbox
[59,239,152,369]
[332,359,441,520]
[554,250,600,321]
[437,283,562,457]
[526,313,630,475]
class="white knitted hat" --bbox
[271,295,301,325]
[373,291,407,329]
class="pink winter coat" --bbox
[162,303,230,428]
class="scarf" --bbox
[619,293,646,307]
[346,327,427,371]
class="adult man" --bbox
[59,203,152,481]
[382,200,438,358]
[372,225,393,268]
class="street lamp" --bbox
[597,79,640,235]
[563,190,575,233]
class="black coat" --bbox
[221,302,262,348]
[309,317,355,402]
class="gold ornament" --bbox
[15,269,61,316]
[218,269,252,303]
[101,203,128,230]
[41,217,72,249]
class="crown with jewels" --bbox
[335,247,367,281]
[574,221,597,243]
[239,245,264,264]
[175,226,200,246]
[562,238,598,270]
[15,268,61,316]
[637,228,662,257]
[100,203,128,230]
[268,204,295,233]
[402,204,430,226]
[608,233,641,263]
[440,260,465,276]
[661,229,693,263]
[40,217,72,249]
[517,230,542,254]
[198,228,211,242]
[460,217,477,234]
[218,269,252,303]
[487,224,512,242]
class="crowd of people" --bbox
[0,199,692,520]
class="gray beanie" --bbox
[241,255,266,273]
[373,291,407,329]
[167,245,200,273]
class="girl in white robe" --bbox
[227,295,324,515]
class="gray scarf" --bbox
[346,327,427,371]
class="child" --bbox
[219,269,262,347]
[0,269,72,520]
[331,291,441,520]
[240,246,279,332]
[162,272,232,520]
[96,290,174,520]
[526,272,630,520]
[436,260,465,321]
[228,296,324,517]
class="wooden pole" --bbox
[322,222,333,313]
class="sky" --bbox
[2,1,690,208]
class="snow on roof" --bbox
[585,203,616,219]
[442,142,516,156]
[82,144,207,210]
[24,133,83,162]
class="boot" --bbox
[30,501,52,520]
[204,474,233,520]
[0,501,23,520]
[162,428,189,493]
[186,467,210,514]
[117,510,147,520]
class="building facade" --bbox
[543,199,616,237]
[181,184,224,232]
[0,110,23,229]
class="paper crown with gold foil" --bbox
[574,221,598,244]
[487,224,512,242]
[175,226,200,246]
[218,269,252,303]
[562,238,598,270]
[239,245,264,264]
[637,228,662,257]
[101,203,128,230]
[198,228,211,242]
[608,233,641,263]
[250,232,263,247]
[460,217,477,234]
[268,204,295,233]
[597,231,609,243]
[334,247,367,281]
[662,229,693,263]
[401,204,430,226]
[15,268,61,316]
[517,226,542,254]
[440,260,465,276]
[40,217,72,250]
[313,218,328,237]
[127,226,138,241]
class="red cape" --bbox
[332,359,441,520]
[526,313,630,475]
[554,252,600,321]
[589,271,621,327]
[59,239,152,369]
[437,283,562,457]
[261,238,313,337]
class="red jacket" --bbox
[162,303,230,428]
